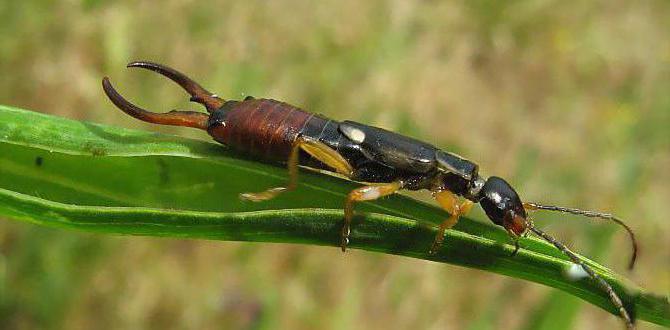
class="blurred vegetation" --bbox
[0,1,668,329]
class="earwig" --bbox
[103,61,638,329]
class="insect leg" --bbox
[429,190,474,255]
[240,137,354,202]
[342,181,404,252]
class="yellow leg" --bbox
[342,181,403,252]
[429,190,474,254]
[298,137,353,177]
[240,137,354,202]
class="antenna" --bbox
[524,202,638,270]
[527,223,634,329]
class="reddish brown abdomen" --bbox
[208,99,313,161]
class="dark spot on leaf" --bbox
[157,158,170,185]
[35,156,43,167]
[91,148,107,156]
[83,142,108,156]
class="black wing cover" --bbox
[338,120,438,173]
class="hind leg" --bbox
[240,137,353,202]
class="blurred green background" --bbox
[0,1,668,329]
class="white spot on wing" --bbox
[341,126,366,144]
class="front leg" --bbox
[429,190,474,255]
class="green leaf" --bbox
[0,105,668,327]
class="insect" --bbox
[103,61,638,329]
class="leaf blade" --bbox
[0,105,668,327]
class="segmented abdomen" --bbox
[208,99,315,161]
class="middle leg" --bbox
[342,181,404,252]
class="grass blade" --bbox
[0,105,668,327]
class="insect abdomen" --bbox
[207,98,314,160]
